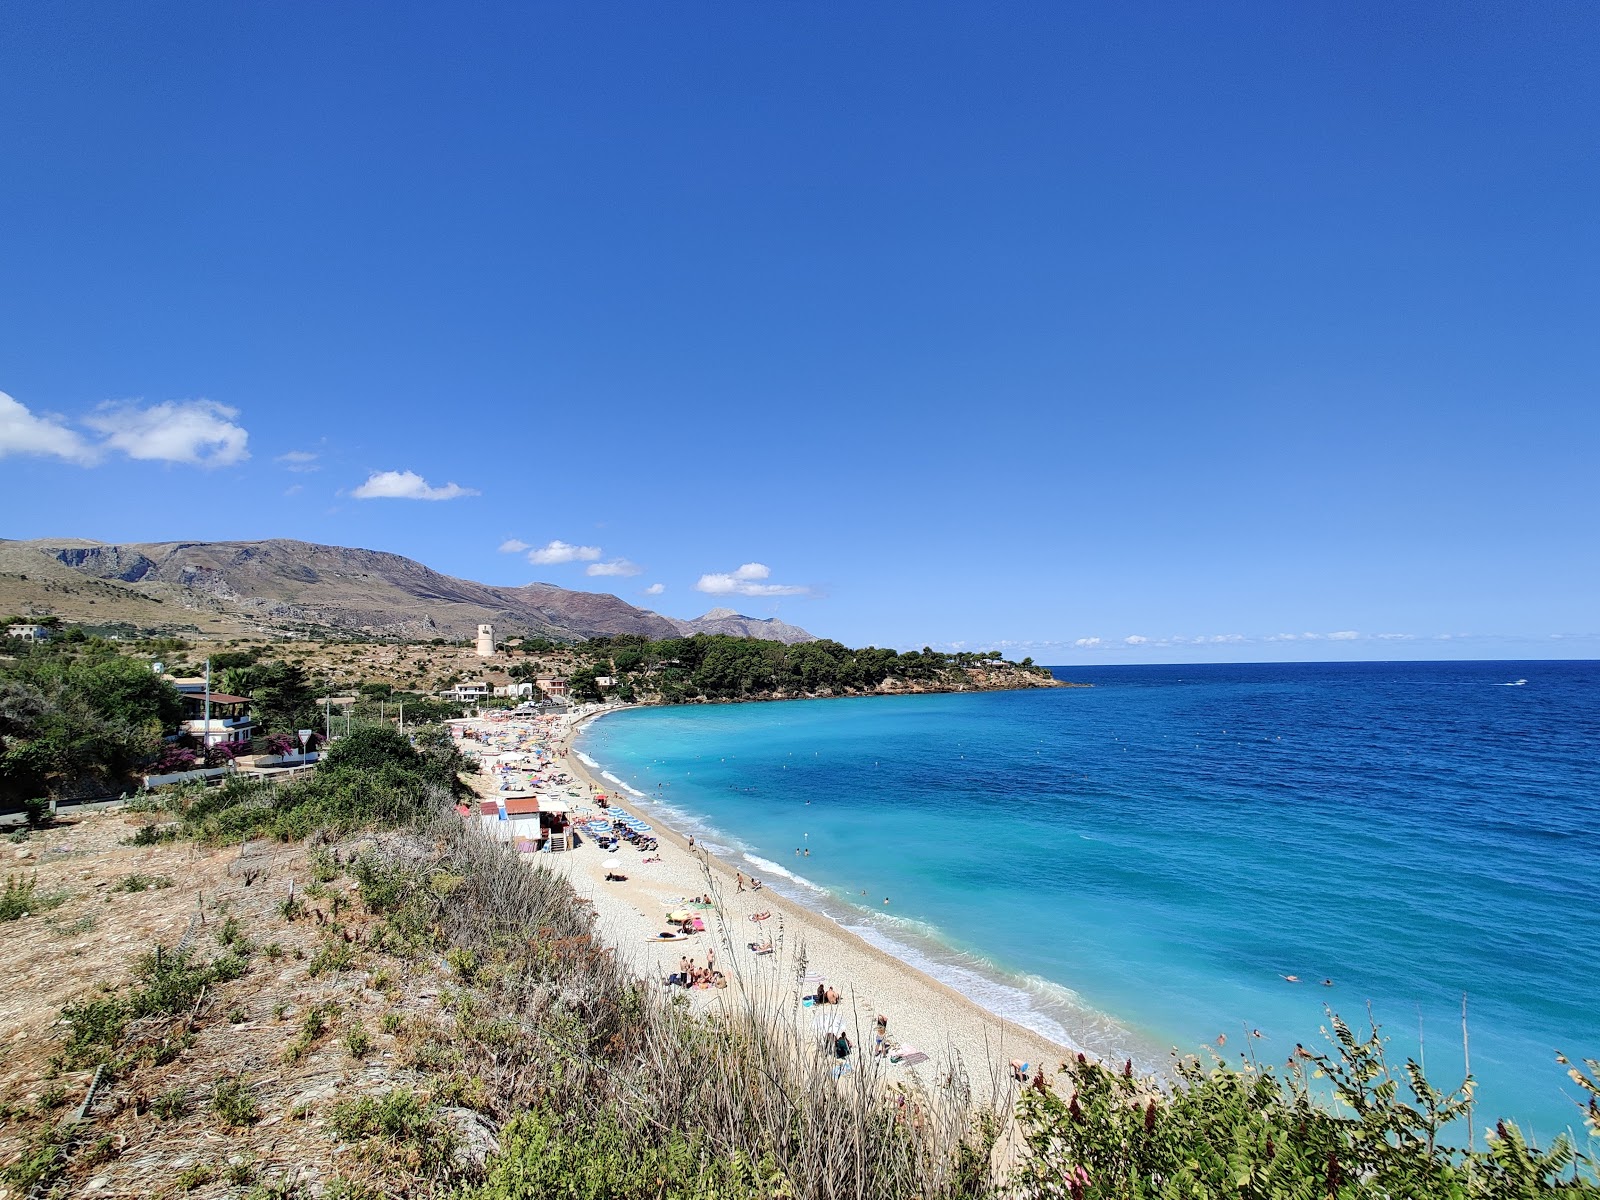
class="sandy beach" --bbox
[456,706,1074,1110]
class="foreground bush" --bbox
[1008,1020,1599,1198]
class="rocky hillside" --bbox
[0,538,816,644]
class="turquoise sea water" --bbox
[577,660,1600,1142]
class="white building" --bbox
[443,681,492,702]
[6,623,52,642]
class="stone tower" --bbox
[476,623,495,657]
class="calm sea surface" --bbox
[577,660,1600,1141]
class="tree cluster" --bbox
[570,634,1046,703]
[0,638,183,805]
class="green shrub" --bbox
[309,938,356,977]
[114,872,173,892]
[151,1088,191,1120]
[344,1025,372,1059]
[328,1088,453,1172]
[60,948,248,1066]
[283,1001,340,1064]
[1,874,66,921]
[175,1162,214,1190]
[463,1105,763,1200]
[210,1074,260,1128]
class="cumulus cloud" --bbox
[1124,635,1148,645]
[351,470,479,500]
[0,391,96,464]
[527,539,602,565]
[1191,634,1247,644]
[641,583,666,596]
[1328,630,1360,641]
[1074,637,1103,648]
[694,562,810,597]
[276,449,320,472]
[498,538,530,553]
[587,559,641,577]
[84,399,249,466]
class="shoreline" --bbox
[539,704,1081,1104]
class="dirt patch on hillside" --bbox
[0,812,470,1199]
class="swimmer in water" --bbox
[1282,974,1301,983]
[1321,978,1333,986]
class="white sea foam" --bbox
[743,855,827,893]
[831,911,1164,1074]
[601,770,647,798]
[575,751,601,769]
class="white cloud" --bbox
[527,539,602,565]
[85,399,249,467]
[1328,630,1360,641]
[1192,634,1247,644]
[1124,635,1148,645]
[284,484,303,496]
[587,559,641,577]
[276,449,320,472]
[0,391,96,464]
[642,583,665,596]
[1376,633,1414,641]
[498,538,530,553]
[351,469,479,500]
[1074,637,1103,648]
[694,562,810,597]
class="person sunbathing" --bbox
[749,911,771,922]
[748,940,774,953]
[604,871,628,881]
[824,986,841,1005]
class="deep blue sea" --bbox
[577,660,1600,1143]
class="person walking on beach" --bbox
[736,871,747,893]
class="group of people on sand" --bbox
[812,982,842,1006]
[827,1013,894,1062]
[672,954,726,990]
[735,871,764,893]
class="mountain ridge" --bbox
[0,537,817,644]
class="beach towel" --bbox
[893,1052,930,1067]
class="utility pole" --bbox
[324,696,331,743]
[204,657,212,756]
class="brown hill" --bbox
[0,538,816,644]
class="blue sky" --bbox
[1,2,1595,663]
